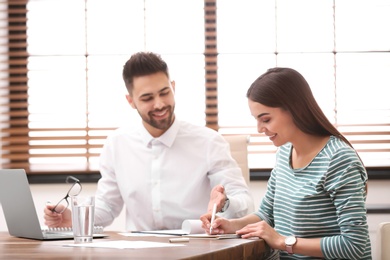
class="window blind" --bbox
[0,0,30,170]
[1,0,389,175]
[217,0,390,168]
[1,0,206,174]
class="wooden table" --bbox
[0,231,269,259]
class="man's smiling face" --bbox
[126,71,176,137]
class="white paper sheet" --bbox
[127,219,204,236]
[118,232,173,237]
[64,240,185,249]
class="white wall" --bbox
[0,180,389,259]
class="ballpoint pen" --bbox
[209,202,217,234]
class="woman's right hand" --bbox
[43,204,72,228]
[200,213,235,234]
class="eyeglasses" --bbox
[51,176,82,214]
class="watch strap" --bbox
[220,197,230,212]
[285,236,297,255]
[286,244,294,254]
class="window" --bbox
[1,0,389,174]
[217,0,390,168]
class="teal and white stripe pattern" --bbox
[254,136,372,259]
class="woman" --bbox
[201,67,372,259]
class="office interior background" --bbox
[0,0,389,259]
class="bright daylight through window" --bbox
[0,0,389,173]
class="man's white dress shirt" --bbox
[95,118,254,231]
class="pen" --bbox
[209,202,217,234]
[169,237,190,243]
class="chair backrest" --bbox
[223,135,250,185]
[377,222,390,260]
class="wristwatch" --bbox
[220,197,230,212]
[285,235,297,255]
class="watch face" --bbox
[286,236,296,245]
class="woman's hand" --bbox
[200,213,237,235]
[236,220,285,250]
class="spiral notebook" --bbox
[0,169,107,240]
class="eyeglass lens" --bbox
[53,198,69,213]
[67,182,82,196]
[52,176,82,214]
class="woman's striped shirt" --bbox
[254,136,372,259]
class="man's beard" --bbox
[141,105,175,130]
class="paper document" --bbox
[130,219,241,239]
[183,233,241,239]
[64,240,185,249]
[132,219,204,236]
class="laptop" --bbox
[0,169,106,240]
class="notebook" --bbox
[133,219,240,239]
[132,219,203,236]
[0,169,106,240]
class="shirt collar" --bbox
[140,118,179,148]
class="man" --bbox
[44,52,254,231]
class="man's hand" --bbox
[208,184,227,213]
[43,203,72,228]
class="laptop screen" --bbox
[0,169,47,239]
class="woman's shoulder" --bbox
[276,142,292,155]
[323,136,357,157]
[323,136,365,171]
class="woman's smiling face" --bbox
[248,99,297,147]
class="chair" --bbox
[223,135,250,185]
[376,222,390,260]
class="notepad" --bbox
[183,233,241,239]
[132,219,240,239]
[132,219,203,236]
